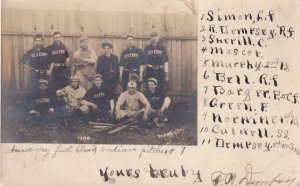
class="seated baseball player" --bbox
[28,79,54,124]
[144,78,171,126]
[56,75,88,124]
[81,74,115,122]
[115,81,150,124]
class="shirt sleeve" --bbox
[21,50,30,64]
[91,50,98,62]
[83,90,91,102]
[73,50,80,58]
[139,49,146,65]
[49,93,55,108]
[96,56,101,74]
[106,86,115,101]
[162,46,169,62]
[81,88,87,98]
[116,93,125,108]
[47,49,53,66]
[64,45,70,59]
[143,47,149,64]
[119,51,125,67]
[29,96,37,111]
[112,55,120,76]
[139,92,150,106]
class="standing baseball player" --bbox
[144,78,171,126]
[21,34,52,94]
[73,36,97,90]
[28,79,54,124]
[144,32,169,92]
[119,34,146,91]
[56,76,88,124]
[47,31,70,92]
[115,81,150,124]
[81,74,115,122]
[96,42,119,92]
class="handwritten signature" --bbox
[210,164,296,186]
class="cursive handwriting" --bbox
[211,164,296,186]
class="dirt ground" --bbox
[1,90,197,145]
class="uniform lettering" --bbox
[31,52,48,58]
[124,53,139,59]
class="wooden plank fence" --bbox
[1,9,197,96]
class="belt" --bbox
[31,68,47,73]
[124,68,138,72]
[54,63,66,67]
[147,64,163,69]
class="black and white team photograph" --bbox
[1,0,198,145]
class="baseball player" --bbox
[47,31,70,92]
[28,79,54,123]
[21,34,52,94]
[144,32,169,92]
[81,74,115,121]
[96,42,119,92]
[119,34,146,91]
[73,36,97,90]
[115,81,150,123]
[144,78,171,126]
[56,76,88,124]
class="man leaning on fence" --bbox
[96,42,119,92]
[144,31,169,92]
[119,34,146,91]
[21,34,52,95]
[73,36,97,90]
[47,31,70,93]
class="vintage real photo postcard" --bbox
[1,0,197,145]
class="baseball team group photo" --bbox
[1,0,197,145]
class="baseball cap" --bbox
[150,31,158,37]
[70,75,79,81]
[126,34,135,39]
[39,79,48,85]
[101,42,113,48]
[79,36,89,42]
[93,74,103,80]
[148,78,158,85]
[127,81,137,88]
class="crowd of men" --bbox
[21,31,171,127]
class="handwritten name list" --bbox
[200,9,300,156]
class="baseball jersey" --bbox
[144,90,166,110]
[120,46,145,70]
[58,85,86,107]
[144,44,169,66]
[74,49,97,76]
[47,43,69,63]
[83,85,114,108]
[116,91,149,111]
[30,91,54,112]
[21,46,52,71]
